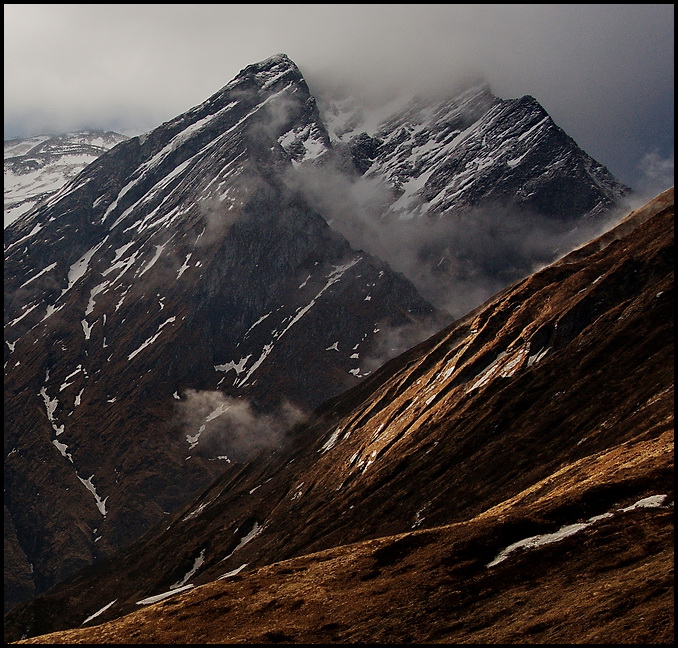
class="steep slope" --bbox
[12,489,674,644]
[3,52,634,615]
[6,188,672,643]
[4,131,128,227]
[3,54,437,612]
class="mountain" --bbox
[323,79,626,221]
[3,54,438,613]
[5,187,673,644]
[4,131,128,227]
[307,79,631,315]
[4,54,632,614]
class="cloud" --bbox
[4,5,673,190]
[193,186,249,249]
[634,151,675,202]
[175,390,307,462]
[283,155,625,322]
[360,319,445,376]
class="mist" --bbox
[283,159,627,322]
[175,389,307,462]
[4,5,673,191]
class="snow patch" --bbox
[127,317,176,360]
[223,522,263,560]
[319,427,342,454]
[218,564,248,580]
[527,346,550,367]
[78,474,108,516]
[136,584,194,606]
[215,355,251,375]
[7,303,39,327]
[81,319,95,340]
[487,494,670,567]
[176,253,192,279]
[171,549,206,589]
[82,600,118,625]
[61,240,107,298]
[52,439,73,463]
[19,262,57,289]
[138,243,167,278]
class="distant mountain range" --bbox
[4,52,646,631]
[4,131,128,227]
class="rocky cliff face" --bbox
[3,54,437,613]
[4,53,633,614]
[5,188,672,645]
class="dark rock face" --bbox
[313,82,631,316]
[348,132,382,174]
[4,53,633,615]
[4,189,672,644]
[3,54,437,613]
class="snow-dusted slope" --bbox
[4,53,633,616]
[4,54,436,613]
[309,81,631,315]
[322,81,628,222]
[4,131,128,227]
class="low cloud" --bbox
[361,319,446,376]
[194,194,244,248]
[284,160,619,321]
[634,151,675,202]
[175,390,307,462]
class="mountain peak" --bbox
[3,51,639,624]
[224,53,303,94]
[258,52,295,67]
[243,52,298,75]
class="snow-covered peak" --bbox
[251,52,297,73]
[219,52,303,95]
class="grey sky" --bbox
[4,4,674,192]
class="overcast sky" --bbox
[4,4,674,193]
